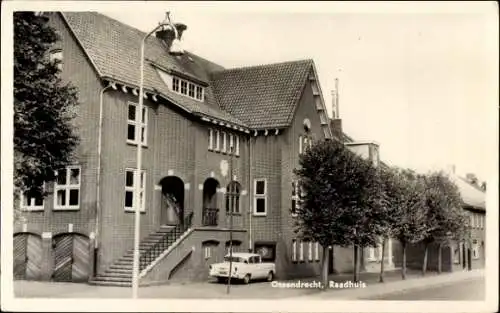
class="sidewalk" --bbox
[298,269,484,300]
[13,269,484,299]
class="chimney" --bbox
[330,119,343,141]
[155,23,187,49]
[330,78,343,140]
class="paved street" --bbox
[12,269,484,300]
[365,277,485,300]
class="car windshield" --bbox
[224,256,246,263]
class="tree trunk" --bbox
[402,242,407,280]
[321,246,329,290]
[437,243,442,274]
[422,242,429,276]
[353,245,360,282]
[379,238,386,283]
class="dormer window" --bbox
[156,67,205,102]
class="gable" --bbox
[210,60,313,129]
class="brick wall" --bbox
[14,12,102,241]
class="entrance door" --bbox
[53,234,91,282]
[159,176,184,226]
[13,233,43,280]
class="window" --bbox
[229,134,234,154]
[180,80,188,95]
[453,245,460,264]
[127,103,147,145]
[54,166,81,210]
[196,86,203,100]
[308,242,313,262]
[255,242,276,262]
[172,77,180,92]
[292,240,297,262]
[226,241,241,255]
[20,188,44,211]
[253,179,267,216]
[299,135,303,154]
[222,132,227,153]
[208,129,214,150]
[314,242,320,261]
[235,136,240,156]
[188,83,195,98]
[215,130,220,151]
[368,247,376,261]
[204,246,212,259]
[226,181,241,214]
[49,49,63,70]
[124,169,146,212]
[291,181,299,216]
[299,241,304,262]
[472,240,480,259]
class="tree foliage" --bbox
[294,139,384,248]
[14,12,79,199]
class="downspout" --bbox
[248,135,253,252]
[95,82,113,250]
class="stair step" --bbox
[106,268,132,274]
[89,280,132,287]
[93,275,132,281]
[100,272,132,278]
[109,264,132,270]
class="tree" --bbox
[294,139,383,288]
[392,169,429,280]
[421,171,466,275]
[375,165,404,283]
[14,12,79,210]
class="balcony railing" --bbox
[202,208,219,226]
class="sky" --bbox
[99,3,498,182]
[95,3,496,182]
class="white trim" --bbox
[20,185,45,212]
[235,136,240,156]
[53,165,81,210]
[215,130,220,152]
[208,128,214,150]
[308,242,313,262]
[126,102,148,146]
[299,135,303,154]
[222,132,227,153]
[253,178,267,216]
[314,242,320,261]
[299,241,304,262]
[124,168,146,212]
[292,240,297,262]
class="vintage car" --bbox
[209,252,276,284]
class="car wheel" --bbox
[266,271,274,282]
[217,277,225,283]
[243,274,251,284]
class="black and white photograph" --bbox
[1,1,498,312]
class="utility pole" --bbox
[226,146,234,294]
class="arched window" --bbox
[225,181,241,214]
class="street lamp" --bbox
[132,12,184,299]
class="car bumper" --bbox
[209,271,244,279]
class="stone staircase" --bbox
[89,212,193,286]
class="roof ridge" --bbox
[212,58,313,74]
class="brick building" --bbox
[13,12,361,285]
[398,170,486,272]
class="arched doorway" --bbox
[13,233,43,280]
[225,181,241,214]
[52,233,90,282]
[159,176,185,226]
[202,178,219,226]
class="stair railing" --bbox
[139,212,194,271]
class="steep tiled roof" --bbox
[210,60,313,129]
[61,12,247,127]
[453,176,486,210]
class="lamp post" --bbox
[132,12,184,299]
